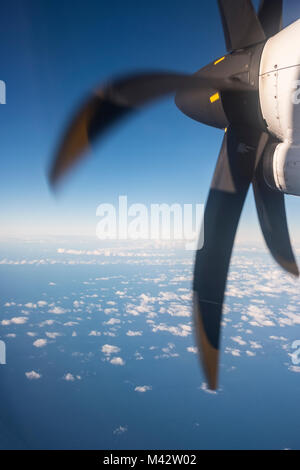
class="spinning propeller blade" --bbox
[258,0,283,38]
[50,72,248,186]
[252,141,299,277]
[193,127,267,389]
[217,0,265,52]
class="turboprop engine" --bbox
[260,20,300,195]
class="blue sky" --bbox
[1,0,300,243]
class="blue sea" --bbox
[0,239,299,449]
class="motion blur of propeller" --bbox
[49,0,300,390]
[49,73,250,185]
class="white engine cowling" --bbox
[265,142,300,195]
[259,19,300,196]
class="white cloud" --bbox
[39,319,55,327]
[231,336,247,346]
[152,323,192,337]
[45,332,61,339]
[125,305,142,316]
[249,341,262,350]
[48,306,68,315]
[33,338,48,348]
[102,344,120,355]
[162,303,191,318]
[134,351,144,360]
[58,248,85,255]
[269,336,288,341]
[246,350,256,357]
[104,318,120,326]
[1,317,28,326]
[63,373,75,381]
[110,357,125,366]
[113,425,128,435]
[140,293,156,303]
[89,330,101,336]
[278,309,300,327]
[171,275,191,282]
[247,305,275,327]
[24,302,37,309]
[126,330,142,337]
[199,382,217,395]
[187,346,198,354]
[116,290,126,297]
[25,371,41,380]
[134,385,152,393]
[225,347,241,357]
[104,308,118,315]
[155,342,179,359]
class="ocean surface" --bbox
[0,239,299,449]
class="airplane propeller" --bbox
[49,0,298,390]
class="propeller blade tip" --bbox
[193,292,220,391]
[290,266,299,278]
[276,256,300,278]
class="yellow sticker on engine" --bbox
[210,92,220,103]
[214,56,225,65]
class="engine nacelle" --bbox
[264,142,300,196]
[259,19,300,195]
